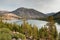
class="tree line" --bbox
[0,16,60,40]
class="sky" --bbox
[0,0,60,13]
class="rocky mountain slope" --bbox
[0,7,60,20]
[12,7,47,19]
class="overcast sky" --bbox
[0,0,60,13]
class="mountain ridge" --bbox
[12,7,47,19]
[0,7,60,20]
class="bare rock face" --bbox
[12,7,47,19]
[0,7,60,20]
[0,7,47,20]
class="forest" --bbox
[0,16,60,40]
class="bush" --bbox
[0,28,12,40]
[12,33,26,40]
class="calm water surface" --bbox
[3,20,60,32]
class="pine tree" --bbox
[39,26,48,40]
[32,25,38,40]
[46,16,58,40]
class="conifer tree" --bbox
[46,16,58,40]
[32,25,38,40]
[39,26,48,40]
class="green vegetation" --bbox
[0,28,12,40]
[0,16,59,40]
[0,20,26,40]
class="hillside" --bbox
[0,12,20,20]
[46,13,56,16]
[0,7,60,20]
[12,7,47,19]
[53,11,60,19]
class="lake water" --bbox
[3,20,60,32]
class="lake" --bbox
[3,20,60,32]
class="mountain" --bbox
[12,7,47,19]
[53,11,60,19]
[52,11,60,24]
[0,11,20,20]
[2,13,20,20]
[0,11,10,16]
[46,13,56,16]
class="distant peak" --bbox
[19,7,26,8]
[16,7,34,10]
[18,7,28,9]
